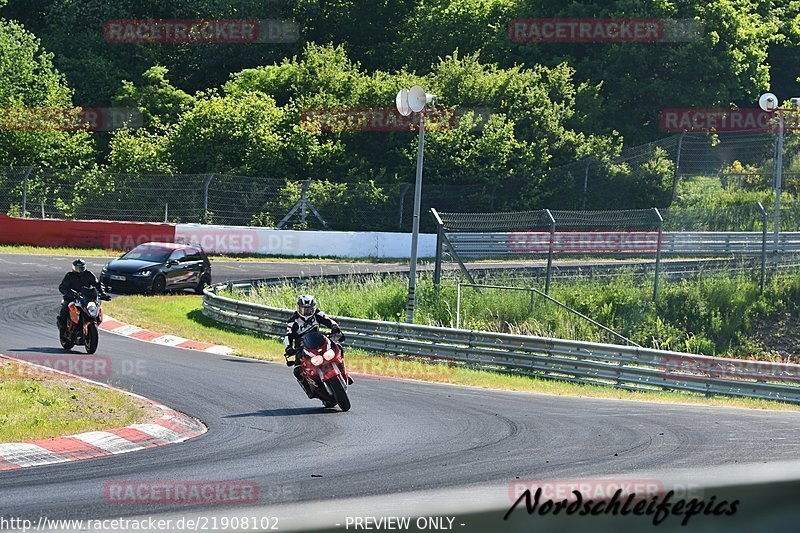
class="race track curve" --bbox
[1,253,800,529]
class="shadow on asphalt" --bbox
[9,347,77,354]
[221,357,271,364]
[223,407,335,418]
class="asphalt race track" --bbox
[2,253,800,531]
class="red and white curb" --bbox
[100,316,233,355]
[0,355,207,471]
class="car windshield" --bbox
[121,245,171,262]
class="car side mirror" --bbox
[167,259,178,266]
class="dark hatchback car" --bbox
[101,242,212,294]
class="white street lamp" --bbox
[759,92,800,261]
[397,85,436,324]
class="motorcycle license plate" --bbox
[110,275,126,281]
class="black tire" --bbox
[194,273,211,295]
[59,329,74,350]
[151,275,166,295]
[85,324,99,354]
[329,378,351,412]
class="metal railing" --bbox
[455,282,640,347]
[203,281,800,405]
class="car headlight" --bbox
[133,270,152,277]
[87,302,99,318]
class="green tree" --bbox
[0,19,94,167]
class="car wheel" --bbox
[151,275,166,295]
[194,273,211,295]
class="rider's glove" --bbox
[332,327,345,342]
[284,345,295,357]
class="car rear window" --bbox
[122,245,172,262]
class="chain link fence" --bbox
[2,131,799,232]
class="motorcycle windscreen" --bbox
[80,285,98,304]
[301,331,326,351]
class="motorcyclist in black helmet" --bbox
[283,294,350,398]
[57,259,105,331]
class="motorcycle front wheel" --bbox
[329,378,351,412]
[59,328,74,350]
[85,324,99,354]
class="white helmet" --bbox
[296,294,316,318]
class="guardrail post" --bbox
[544,209,556,294]
[653,208,664,301]
[758,202,768,292]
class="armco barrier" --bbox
[203,280,800,404]
[0,214,175,249]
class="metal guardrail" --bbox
[203,281,800,405]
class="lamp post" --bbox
[759,93,800,264]
[397,85,436,323]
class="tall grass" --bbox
[229,269,800,360]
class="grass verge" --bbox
[104,295,800,412]
[0,361,154,442]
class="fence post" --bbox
[40,198,45,219]
[583,162,590,209]
[653,207,664,301]
[21,166,32,218]
[758,202,767,292]
[456,283,462,329]
[432,209,444,285]
[544,209,556,294]
[164,203,169,223]
[671,132,686,202]
[203,173,214,223]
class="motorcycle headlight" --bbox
[323,349,336,361]
[310,355,324,367]
[133,270,151,277]
[87,302,99,317]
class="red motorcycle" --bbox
[297,331,351,411]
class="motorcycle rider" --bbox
[283,294,350,398]
[57,259,105,332]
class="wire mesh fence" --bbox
[1,131,799,232]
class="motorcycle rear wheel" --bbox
[329,378,351,412]
[85,324,99,354]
